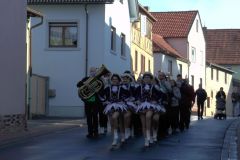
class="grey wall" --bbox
[0,0,26,115]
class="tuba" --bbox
[78,65,110,100]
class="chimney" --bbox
[144,6,149,11]
[202,26,207,39]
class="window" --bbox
[211,68,213,80]
[135,51,138,71]
[148,59,151,72]
[146,20,152,39]
[168,60,172,75]
[120,33,126,57]
[196,19,199,32]
[191,47,196,62]
[225,73,227,84]
[141,55,145,73]
[200,78,202,85]
[49,22,78,48]
[191,75,194,87]
[211,90,213,98]
[200,51,203,65]
[141,15,147,36]
[119,0,123,3]
[179,64,182,75]
[216,70,219,81]
[111,26,116,52]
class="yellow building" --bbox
[131,5,156,79]
[205,62,235,117]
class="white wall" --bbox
[166,38,188,59]
[188,13,206,89]
[29,5,106,117]
[153,53,188,80]
[29,2,132,117]
[0,0,26,115]
[104,1,131,74]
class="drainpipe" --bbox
[27,16,43,119]
[85,5,89,77]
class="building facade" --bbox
[205,29,240,89]
[131,5,156,79]
[28,0,138,117]
[205,62,234,117]
[152,11,206,89]
[152,34,188,79]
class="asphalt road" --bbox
[0,117,233,160]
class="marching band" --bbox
[77,65,195,147]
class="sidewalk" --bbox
[0,118,86,148]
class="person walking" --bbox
[179,79,195,131]
[195,84,207,120]
[231,87,240,117]
[77,67,102,138]
[216,87,226,110]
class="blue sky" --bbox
[138,0,240,29]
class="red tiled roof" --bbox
[206,29,240,65]
[153,34,188,62]
[151,11,198,38]
[27,0,113,4]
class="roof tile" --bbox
[206,29,240,65]
[153,34,187,62]
[151,11,198,38]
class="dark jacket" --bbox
[195,88,207,103]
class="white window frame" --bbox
[191,47,196,63]
[45,20,80,51]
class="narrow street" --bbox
[0,117,234,160]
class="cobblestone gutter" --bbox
[221,119,239,160]
[238,121,240,160]
[0,114,27,135]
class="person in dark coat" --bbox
[216,87,226,110]
[195,84,207,120]
[77,67,102,138]
[179,79,195,131]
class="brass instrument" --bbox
[78,65,110,100]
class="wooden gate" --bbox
[30,74,49,117]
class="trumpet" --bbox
[78,65,110,100]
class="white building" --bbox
[152,34,188,79]
[28,0,138,117]
[0,0,26,133]
[152,11,206,89]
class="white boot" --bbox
[153,129,157,142]
[125,128,130,139]
[146,130,151,141]
[145,130,151,147]
[121,133,125,143]
[112,129,118,146]
[149,136,153,144]
[144,138,149,147]
[99,127,104,134]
